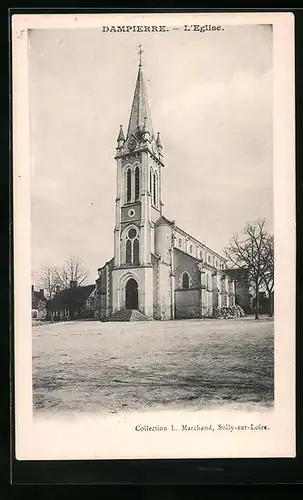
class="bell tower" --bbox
[111,47,165,318]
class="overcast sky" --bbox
[29,25,273,285]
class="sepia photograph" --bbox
[12,12,295,460]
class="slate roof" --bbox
[155,215,226,261]
[48,285,95,310]
[126,63,154,140]
[173,246,201,263]
[154,215,174,227]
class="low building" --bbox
[226,268,253,314]
[253,291,274,316]
[47,281,96,321]
[32,286,47,320]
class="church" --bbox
[95,51,237,321]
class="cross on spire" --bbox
[138,44,143,66]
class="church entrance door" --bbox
[125,278,138,310]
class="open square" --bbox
[33,317,274,414]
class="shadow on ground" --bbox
[32,318,274,413]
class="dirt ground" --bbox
[32,317,274,414]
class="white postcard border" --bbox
[12,12,295,460]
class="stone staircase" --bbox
[109,309,149,322]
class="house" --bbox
[32,285,47,320]
[47,281,96,321]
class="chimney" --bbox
[31,285,34,293]
[40,288,44,296]
[97,268,102,278]
[55,285,60,294]
[70,280,77,289]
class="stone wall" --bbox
[175,288,201,319]
[173,248,201,289]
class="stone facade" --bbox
[95,58,237,321]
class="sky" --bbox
[29,25,273,286]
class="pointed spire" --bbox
[117,125,125,148]
[142,116,148,132]
[117,124,125,143]
[126,49,154,140]
[142,116,151,140]
[156,132,163,150]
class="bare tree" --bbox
[38,265,61,300]
[260,234,274,317]
[56,255,90,289]
[225,219,273,319]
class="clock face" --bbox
[128,139,136,150]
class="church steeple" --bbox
[126,48,154,140]
[113,48,165,275]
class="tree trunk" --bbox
[268,291,274,317]
[254,289,260,319]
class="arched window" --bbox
[153,173,157,206]
[126,168,132,203]
[126,239,132,263]
[125,227,140,265]
[182,272,190,289]
[189,244,193,254]
[179,238,182,248]
[199,250,203,260]
[135,166,140,201]
[133,238,139,264]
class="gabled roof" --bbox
[48,284,95,309]
[173,246,200,263]
[172,247,213,272]
[154,215,174,227]
[126,63,154,140]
